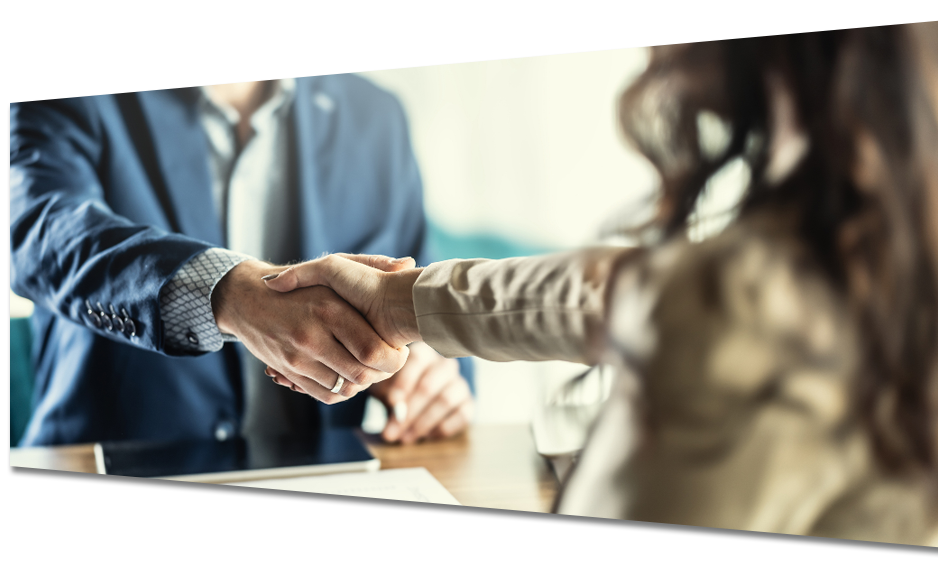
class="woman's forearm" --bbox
[412,247,633,364]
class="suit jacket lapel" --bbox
[136,88,225,247]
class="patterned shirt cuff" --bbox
[159,248,253,354]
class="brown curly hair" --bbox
[618,23,938,472]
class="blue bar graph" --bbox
[298,503,422,536]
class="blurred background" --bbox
[11,45,673,443]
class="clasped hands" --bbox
[211,254,472,443]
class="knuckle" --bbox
[282,351,301,370]
[359,341,388,369]
[315,301,337,324]
[291,332,312,350]
[345,365,370,386]
[341,383,360,399]
[287,324,313,345]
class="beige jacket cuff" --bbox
[412,247,631,364]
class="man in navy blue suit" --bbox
[10,77,474,447]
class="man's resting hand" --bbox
[370,342,473,443]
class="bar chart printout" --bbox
[15,489,160,550]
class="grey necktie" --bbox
[224,91,307,439]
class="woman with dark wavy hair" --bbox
[264,22,938,545]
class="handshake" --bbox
[211,254,471,443]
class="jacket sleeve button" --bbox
[109,304,125,332]
[95,302,113,331]
[84,300,102,328]
[121,308,137,337]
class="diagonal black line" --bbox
[10,20,938,103]
[9,466,933,553]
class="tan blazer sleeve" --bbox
[412,247,632,364]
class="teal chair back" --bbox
[10,317,34,445]
[426,221,554,261]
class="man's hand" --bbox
[262,254,422,349]
[211,259,411,404]
[267,342,475,445]
[370,342,473,444]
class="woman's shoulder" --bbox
[606,211,861,421]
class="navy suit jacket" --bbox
[10,75,472,446]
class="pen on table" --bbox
[482,520,505,549]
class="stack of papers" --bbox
[14,488,160,549]
[195,468,478,548]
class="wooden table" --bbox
[9,424,559,513]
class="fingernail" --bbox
[392,257,413,264]
[262,272,281,281]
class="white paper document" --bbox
[195,468,478,548]
[15,488,160,549]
